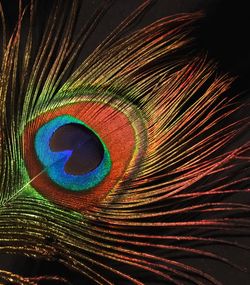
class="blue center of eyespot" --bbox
[34,115,112,191]
[49,123,104,175]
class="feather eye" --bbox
[33,115,111,191]
[22,94,146,210]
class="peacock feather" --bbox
[0,1,249,284]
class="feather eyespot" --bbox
[23,97,146,211]
[34,115,111,191]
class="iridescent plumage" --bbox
[0,1,249,284]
